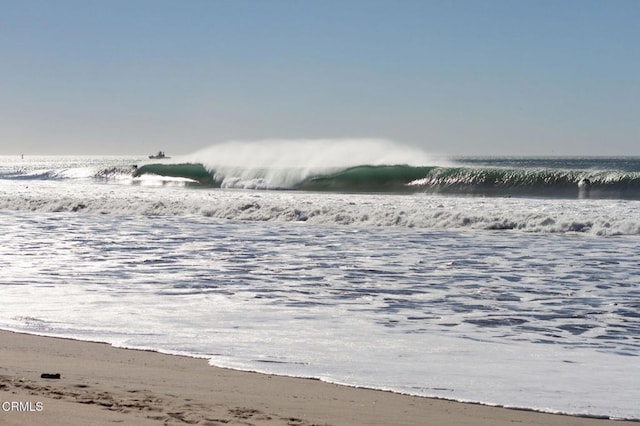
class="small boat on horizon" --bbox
[149,151,170,159]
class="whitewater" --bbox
[1,140,639,420]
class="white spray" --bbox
[183,138,443,189]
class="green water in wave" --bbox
[298,165,435,191]
[132,160,640,199]
[133,163,214,185]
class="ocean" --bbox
[1,140,639,420]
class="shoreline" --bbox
[0,330,636,425]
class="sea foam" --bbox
[1,179,639,236]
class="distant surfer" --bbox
[578,178,591,199]
[578,178,591,188]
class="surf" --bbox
[135,138,444,189]
[131,140,640,199]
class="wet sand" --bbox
[0,330,634,425]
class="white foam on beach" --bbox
[1,156,639,419]
[0,202,639,420]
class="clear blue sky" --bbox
[1,0,638,156]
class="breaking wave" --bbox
[132,162,640,199]
[128,140,640,199]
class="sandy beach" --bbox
[0,330,634,426]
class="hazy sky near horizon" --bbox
[1,0,638,156]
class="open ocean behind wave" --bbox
[1,146,639,420]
